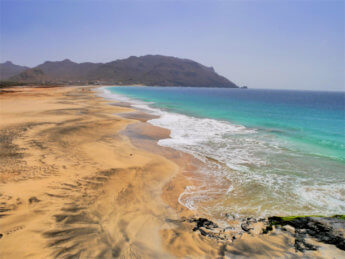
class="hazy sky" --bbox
[0,0,344,91]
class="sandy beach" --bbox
[0,86,216,258]
[0,86,344,258]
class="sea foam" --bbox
[100,87,345,218]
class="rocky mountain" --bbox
[8,55,238,87]
[0,61,29,80]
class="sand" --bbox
[0,86,214,258]
[0,86,343,258]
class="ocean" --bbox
[102,86,345,219]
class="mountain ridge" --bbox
[3,55,238,88]
[0,61,29,80]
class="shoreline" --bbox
[101,86,345,217]
[0,86,343,258]
[99,86,345,257]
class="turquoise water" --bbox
[103,86,345,217]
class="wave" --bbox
[100,87,345,218]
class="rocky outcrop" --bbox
[267,215,345,252]
[183,215,345,255]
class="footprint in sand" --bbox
[5,225,25,236]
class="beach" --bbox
[0,86,344,258]
[0,86,217,258]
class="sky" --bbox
[0,0,344,91]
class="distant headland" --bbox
[0,55,238,88]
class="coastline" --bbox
[98,86,345,257]
[0,86,344,258]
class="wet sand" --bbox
[0,86,343,258]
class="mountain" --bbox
[9,55,238,87]
[35,59,101,81]
[0,61,29,80]
[10,59,101,82]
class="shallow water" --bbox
[101,86,345,218]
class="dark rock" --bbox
[28,196,40,204]
[262,225,273,234]
[198,228,208,236]
[190,218,218,230]
[295,236,318,252]
[241,223,253,233]
[189,217,222,239]
[267,216,345,251]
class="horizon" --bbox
[1,54,345,92]
[0,0,344,91]
[2,56,345,92]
